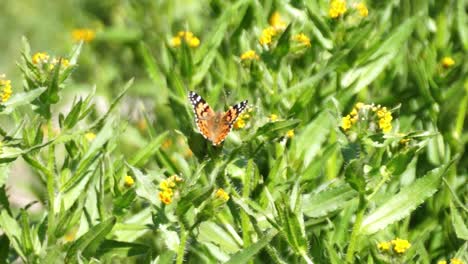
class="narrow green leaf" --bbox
[451,203,468,240]
[224,229,278,264]
[95,240,149,258]
[0,87,47,115]
[0,210,25,259]
[303,184,357,218]
[129,131,169,167]
[360,162,453,234]
[65,217,117,263]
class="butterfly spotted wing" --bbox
[188,91,248,145]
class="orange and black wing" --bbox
[212,100,248,145]
[188,91,215,140]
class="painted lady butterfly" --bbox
[188,91,248,146]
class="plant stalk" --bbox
[176,224,188,264]
[345,195,366,263]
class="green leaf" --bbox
[360,162,452,235]
[0,87,47,115]
[303,184,357,218]
[0,210,25,259]
[251,119,300,141]
[451,203,468,240]
[129,165,159,205]
[224,229,278,264]
[65,217,117,263]
[129,131,169,167]
[344,160,366,193]
[95,240,149,258]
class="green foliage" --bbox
[0,0,466,263]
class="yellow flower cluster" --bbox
[438,258,465,264]
[341,102,393,133]
[376,106,393,133]
[354,2,368,17]
[158,175,183,205]
[124,175,135,188]
[215,188,230,202]
[292,33,311,47]
[32,52,70,70]
[286,129,295,138]
[240,50,259,61]
[71,28,96,43]
[391,238,411,253]
[234,111,251,129]
[441,56,455,68]
[269,114,279,122]
[329,0,347,18]
[0,75,12,103]
[378,238,411,254]
[259,12,287,46]
[171,31,200,48]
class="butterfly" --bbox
[188,91,248,146]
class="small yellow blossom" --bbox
[391,238,411,254]
[169,175,183,183]
[375,107,393,133]
[49,57,71,70]
[72,28,96,43]
[64,229,77,242]
[259,26,278,46]
[269,114,279,122]
[240,50,259,61]
[0,76,13,103]
[234,118,246,129]
[450,258,463,264]
[269,11,287,30]
[293,33,311,47]
[329,0,347,18]
[286,129,295,138]
[355,102,365,109]
[171,31,200,48]
[354,2,368,17]
[215,188,230,202]
[162,139,172,149]
[341,115,353,131]
[32,52,50,64]
[124,175,135,188]
[85,132,96,141]
[377,241,391,251]
[441,57,455,68]
[159,191,172,205]
[437,261,447,264]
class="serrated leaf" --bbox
[224,229,277,264]
[360,162,452,234]
[451,203,468,240]
[303,184,357,218]
[65,217,117,263]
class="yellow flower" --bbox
[0,77,12,103]
[329,0,347,18]
[159,191,172,205]
[259,26,278,46]
[286,129,295,138]
[234,118,246,129]
[391,238,411,254]
[160,180,170,191]
[169,175,183,183]
[441,57,455,68]
[341,115,353,131]
[49,57,71,70]
[354,2,368,17]
[124,175,135,188]
[32,52,50,64]
[355,102,365,109]
[269,11,287,30]
[162,139,172,150]
[437,261,447,264]
[377,241,391,251]
[72,28,96,43]
[293,33,311,47]
[85,132,96,141]
[450,258,463,264]
[376,107,393,133]
[269,114,278,122]
[215,188,229,202]
[240,50,259,61]
[64,229,77,242]
[171,31,200,48]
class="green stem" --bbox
[176,224,188,264]
[345,195,367,263]
[46,120,56,243]
[454,84,468,138]
[367,168,392,201]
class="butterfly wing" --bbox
[212,100,248,145]
[188,91,215,140]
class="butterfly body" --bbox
[188,91,248,146]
